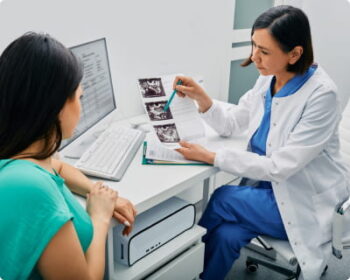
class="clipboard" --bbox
[142,142,209,166]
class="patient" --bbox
[0,32,136,279]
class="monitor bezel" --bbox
[59,37,117,150]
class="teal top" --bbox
[0,159,93,280]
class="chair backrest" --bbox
[337,99,350,249]
[339,100,350,168]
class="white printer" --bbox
[114,196,196,266]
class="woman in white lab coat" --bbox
[175,5,350,280]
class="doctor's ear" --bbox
[288,46,303,65]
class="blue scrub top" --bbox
[250,65,317,188]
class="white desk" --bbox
[63,114,247,279]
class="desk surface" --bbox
[63,114,247,214]
[67,119,246,215]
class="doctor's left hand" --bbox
[113,196,137,236]
[176,141,216,164]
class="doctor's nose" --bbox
[251,48,260,63]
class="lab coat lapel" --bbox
[247,82,270,142]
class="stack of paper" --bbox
[142,139,208,165]
[137,73,231,165]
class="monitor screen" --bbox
[60,38,116,149]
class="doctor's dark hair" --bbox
[242,5,314,74]
[0,32,83,160]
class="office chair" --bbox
[245,100,350,279]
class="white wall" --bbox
[0,0,233,119]
[1,1,348,112]
[302,0,350,110]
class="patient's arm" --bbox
[52,158,136,235]
[38,221,107,280]
[52,157,93,197]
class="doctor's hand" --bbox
[176,141,216,164]
[173,76,213,113]
[113,197,137,236]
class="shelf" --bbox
[146,242,205,280]
[110,225,206,280]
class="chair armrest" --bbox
[337,197,350,215]
[256,236,273,250]
[332,197,350,259]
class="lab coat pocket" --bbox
[312,182,348,244]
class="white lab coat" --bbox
[201,66,350,280]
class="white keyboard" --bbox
[75,124,145,181]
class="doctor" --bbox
[175,5,350,280]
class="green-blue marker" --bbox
[163,80,182,112]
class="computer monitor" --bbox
[60,38,116,154]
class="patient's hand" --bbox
[176,141,216,164]
[113,197,137,236]
[86,182,118,226]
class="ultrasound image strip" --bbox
[138,78,166,98]
[145,101,173,121]
[153,123,180,143]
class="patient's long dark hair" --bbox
[0,32,83,159]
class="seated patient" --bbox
[0,33,136,279]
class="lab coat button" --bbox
[294,242,298,246]
[275,102,279,105]
[281,201,284,205]
[273,123,277,126]
[288,221,291,225]
[268,143,272,147]
[302,262,306,266]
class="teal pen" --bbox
[163,80,182,112]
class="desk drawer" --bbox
[145,242,205,280]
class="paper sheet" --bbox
[145,138,199,163]
[138,74,205,149]
[145,135,228,163]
